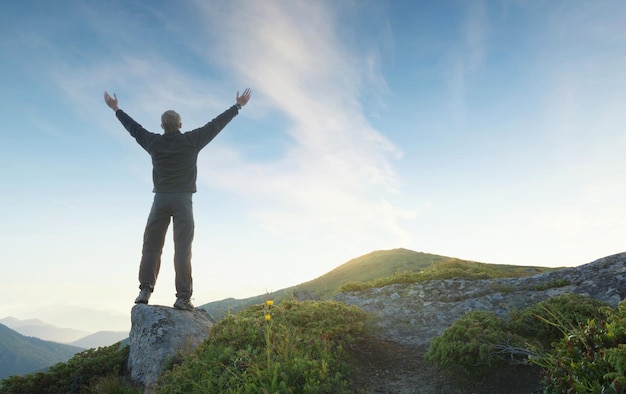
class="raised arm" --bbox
[104,91,119,111]
[103,91,158,151]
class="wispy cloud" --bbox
[187,1,415,247]
[445,0,488,122]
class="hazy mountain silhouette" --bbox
[0,323,83,380]
[0,317,90,343]
[68,330,129,349]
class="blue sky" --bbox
[1,0,625,332]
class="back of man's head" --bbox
[161,110,181,133]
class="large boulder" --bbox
[128,304,213,388]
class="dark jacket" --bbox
[116,106,239,193]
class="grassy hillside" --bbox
[200,248,561,320]
[296,249,467,298]
[0,323,83,380]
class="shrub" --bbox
[508,293,608,349]
[426,294,614,379]
[425,310,527,374]
[533,301,626,393]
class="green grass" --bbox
[338,256,561,292]
[155,300,368,393]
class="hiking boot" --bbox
[134,288,151,304]
[174,297,194,311]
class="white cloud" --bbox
[186,1,414,246]
[444,0,488,123]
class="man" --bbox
[104,88,252,310]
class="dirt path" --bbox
[347,336,543,394]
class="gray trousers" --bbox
[138,192,194,299]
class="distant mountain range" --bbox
[68,331,129,349]
[0,317,129,380]
[0,317,128,348]
[0,316,90,343]
[0,323,83,380]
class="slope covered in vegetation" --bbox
[201,248,559,319]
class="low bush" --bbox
[508,293,608,348]
[426,294,613,377]
[425,310,527,374]
[534,301,626,393]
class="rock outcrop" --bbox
[334,252,626,347]
[128,304,213,388]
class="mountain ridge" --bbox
[0,323,83,380]
[198,248,561,320]
[0,317,127,348]
[68,331,129,349]
[0,317,90,344]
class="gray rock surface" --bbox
[334,252,626,347]
[128,304,213,387]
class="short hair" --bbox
[161,110,181,132]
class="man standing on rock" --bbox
[104,88,252,310]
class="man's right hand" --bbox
[104,91,119,111]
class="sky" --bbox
[1,0,625,333]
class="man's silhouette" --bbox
[104,88,252,310]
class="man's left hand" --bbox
[236,88,252,107]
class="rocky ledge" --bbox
[334,252,626,347]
